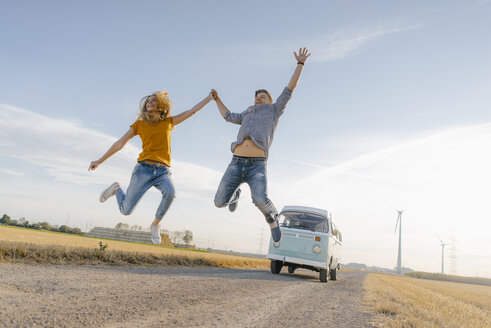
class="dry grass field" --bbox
[0,225,269,269]
[364,272,491,328]
[407,271,491,286]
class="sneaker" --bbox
[228,188,241,212]
[270,219,282,247]
[150,224,161,245]
[99,182,120,203]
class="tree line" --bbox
[0,213,83,235]
[114,222,193,245]
[0,213,193,245]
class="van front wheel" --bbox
[270,260,282,274]
[320,269,328,282]
[330,268,337,281]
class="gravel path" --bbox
[0,264,375,328]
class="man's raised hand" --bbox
[294,47,311,64]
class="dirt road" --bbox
[0,264,374,327]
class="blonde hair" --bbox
[139,90,173,123]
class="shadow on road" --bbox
[87,265,363,284]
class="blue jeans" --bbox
[115,162,175,221]
[214,156,278,224]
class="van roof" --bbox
[280,205,328,218]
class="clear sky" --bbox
[1,0,490,277]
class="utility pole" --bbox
[449,231,458,275]
[258,227,267,254]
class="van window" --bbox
[280,212,329,233]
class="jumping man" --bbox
[211,47,311,246]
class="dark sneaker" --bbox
[270,219,282,247]
[99,182,120,203]
[228,188,241,212]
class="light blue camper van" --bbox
[267,205,342,282]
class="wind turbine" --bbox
[394,209,406,274]
[437,235,449,274]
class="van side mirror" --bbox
[333,229,338,236]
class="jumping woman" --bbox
[89,90,214,244]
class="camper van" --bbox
[266,205,342,282]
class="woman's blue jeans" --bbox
[214,156,278,224]
[115,162,175,221]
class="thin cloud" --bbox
[0,104,222,197]
[0,167,23,176]
[280,158,327,169]
[216,21,423,66]
[309,23,423,62]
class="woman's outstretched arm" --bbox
[88,127,135,171]
[172,92,214,126]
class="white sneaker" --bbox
[99,182,120,203]
[150,224,161,245]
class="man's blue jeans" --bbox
[214,156,278,224]
[115,162,175,220]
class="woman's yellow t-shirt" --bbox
[130,117,174,166]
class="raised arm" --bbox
[211,89,243,124]
[211,89,230,119]
[88,127,135,171]
[171,93,214,126]
[287,47,311,91]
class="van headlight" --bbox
[312,245,321,254]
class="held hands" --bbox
[210,89,218,101]
[88,160,101,171]
[294,47,311,64]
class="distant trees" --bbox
[113,223,193,245]
[17,217,29,228]
[171,231,183,244]
[183,230,193,245]
[0,213,192,242]
[39,222,51,231]
[115,223,143,231]
[115,222,130,230]
[168,230,194,247]
[0,214,12,225]
[0,213,84,235]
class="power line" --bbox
[449,230,458,275]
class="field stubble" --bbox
[0,225,268,268]
[364,273,491,328]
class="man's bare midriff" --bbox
[233,139,266,157]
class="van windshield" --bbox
[280,212,329,233]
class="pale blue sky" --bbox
[1,0,490,277]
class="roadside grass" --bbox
[0,226,269,269]
[0,241,216,267]
[364,272,491,328]
[1,225,209,253]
